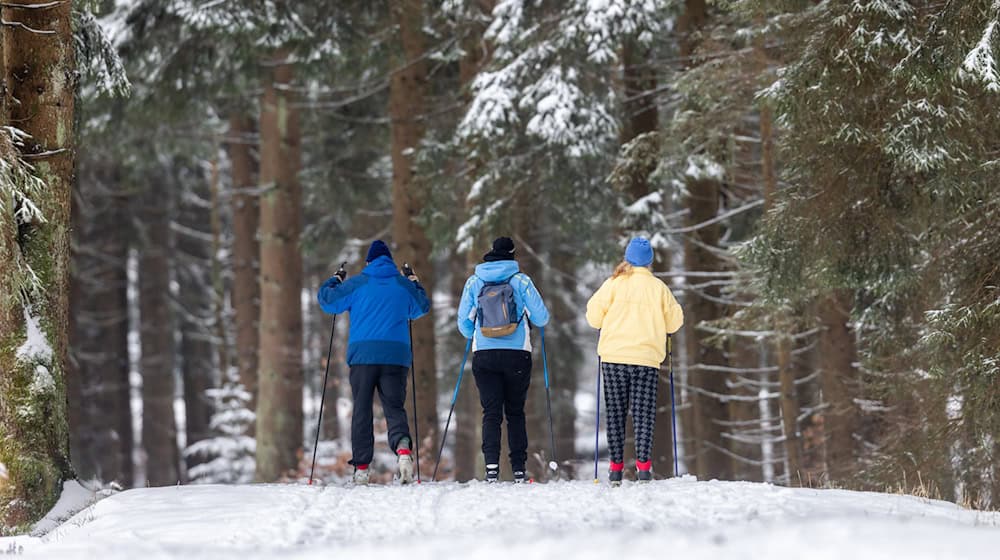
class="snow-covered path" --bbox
[7,477,1000,559]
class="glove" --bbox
[336,261,348,281]
[401,263,419,282]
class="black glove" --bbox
[401,263,418,282]
[334,262,347,282]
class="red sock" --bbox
[636,460,651,472]
[397,448,411,456]
[356,463,369,471]
[610,461,625,472]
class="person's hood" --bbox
[474,260,520,282]
[363,255,400,278]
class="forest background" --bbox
[1,0,998,531]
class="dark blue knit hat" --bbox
[625,237,653,267]
[366,240,392,263]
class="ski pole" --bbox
[594,352,602,483]
[402,263,421,482]
[539,327,558,475]
[309,262,346,485]
[669,335,679,477]
[408,319,421,482]
[432,338,473,481]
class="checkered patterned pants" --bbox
[602,362,659,464]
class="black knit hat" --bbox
[483,237,516,262]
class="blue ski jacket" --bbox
[317,256,431,367]
[457,260,550,352]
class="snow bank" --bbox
[5,478,999,559]
[29,481,108,537]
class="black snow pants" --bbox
[349,364,411,467]
[602,362,659,465]
[472,349,532,472]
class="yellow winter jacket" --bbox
[586,266,683,368]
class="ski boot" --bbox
[353,466,370,486]
[636,460,652,483]
[485,464,500,483]
[609,470,623,487]
[513,470,527,484]
[609,461,624,487]
[397,437,414,484]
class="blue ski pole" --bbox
[669,335,679,477]
[594,334,602,483]
[432,338,473,481]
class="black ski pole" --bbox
[402,263,421,482]
[540,327,558,475]
[432,338,472,481]
[309,262,346,485]
[408,320,421,482]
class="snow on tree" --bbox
[184,384,256,484]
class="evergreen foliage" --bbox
[184,383,257,484]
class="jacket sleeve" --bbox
[317,276,359,314]
[520,274,550,328]
[456,276,477,339]
[403,278,432,320]
[585,278,614,329]
[662,284,684,334]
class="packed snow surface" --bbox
[6,477,1000,559]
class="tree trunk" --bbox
[549,247,578,479]
[137,167,180,487]
[621,40,659,201]
[68,161,132,487]
[683,174,732,481]
[255,51,304,482]
[176,163,216,473]
[228,114,259,407]
[0,1,75,527]
[817,291,859,482]
[389,0,439,466]
[677,0,732,482]
[451,248,479,481]
[727,341,762,482]
[450,1,494,482]
[776,334,803,485]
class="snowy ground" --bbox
[4,477,1000,559]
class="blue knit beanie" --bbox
[366,240,392,263]
[625,237,653,267]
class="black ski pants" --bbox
[472,349,532,472]
[349,364,411,467]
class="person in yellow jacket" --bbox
[586,237,683,485]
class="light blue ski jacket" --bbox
[457,260,550,352]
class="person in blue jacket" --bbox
[457,237,550,482]
[317,240,430,485]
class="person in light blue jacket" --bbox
[457,237,549,482]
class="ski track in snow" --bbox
[5,477,1000,559]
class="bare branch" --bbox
[663,199,765,235]
[1,1,65,9]
[1,18,55,34]
[21,148,67,159]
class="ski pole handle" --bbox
[335,261,348,281]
